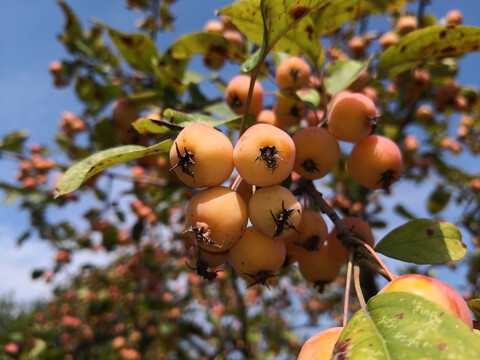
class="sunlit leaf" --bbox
[220,0,330,71]
[333,292,480,359]
[324,58,370,96]
[132,118,171,134]
[162,109,254,131]
[377,26,480,77]
[375,218,466,264]
[54,140,173,197]
[57,0,83,52]
[169,32,245,63]
[92,19,159,72]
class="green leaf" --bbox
[162,109,253,130]
[427,186,451,214]
[220,0,329,71]
[324,59,370,96]
[132,118,171,134]
[29,339,47,357]
[57,1,84,52]
[92,19,159,72]
[169,32,245,63]
[394,204,416,220]
[377,26,480,77]
[54,140,173,197]
[0,131,29,152]
[31,269,44,280]
[374,218,466,264]
[333,292,480,359]
[467,299,480,320]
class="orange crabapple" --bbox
[233,123,295,187]
[297,243,342,289]
[256,109,283,129]
[292,126,340,180]
[225,74,263,117]
[169,123,234,188]
[396,15,418,36]
[184,186,248,253]
[248,185,302,238]
[326,217,375,263]
[379,31,399,49]
[348,36,367,58]
[347,135,403,190]
[328,91,377,143]
[298,326,343,360]
[275,56,311,90]
[446,9,463,27]
[288,209,328,252]
[203,19,224,34]
[380,274,473,329]
[229,226,286,287]
[273,96,306,127]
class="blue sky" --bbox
[1,0,480,302]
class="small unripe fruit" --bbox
[380,274,473,329]
[225,75,263,117]
[275,56,311,90]
[328,91,377,143]
[185,186,248,252]
[347,135,403,190]
[248,185,302,238]
[169,123,234,188]
[292,127,340,180]
[233,123,295,187]
[298,327,343,360]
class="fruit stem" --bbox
[353,264,367,310]
[343,251,354,327]
[357,242,397,281]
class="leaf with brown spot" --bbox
[378,26,480,77]
[333,292,480,359]
[374,218,466,264]
[219,0,329,71]
[54,140,173,198]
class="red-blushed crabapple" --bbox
[248,185,302,238]
[446,9,463,27]
[225,74,263,117]
[275,56,311,90]
[379,31,399,49]
[229,226,286,287]
[347,135,403,191]
[233,123,295,187]
[288,209,328,251]
[292,126,340,180]
[380,274,473,329]
[328,91,377,143]
[326,217,375,262]
[273,96,306,127]
[396,15,418,36]
[298,327,343,360]
[185,186,248,253]
[297,243,342,289]
[203,19,224,34]
[169,123,234,188]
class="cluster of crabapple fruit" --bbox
[168,55,404,287]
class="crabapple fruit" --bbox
[380,274,473,329]
[328,91,377,143]
[288,209,328,251]
[233,123,295,187]
[169,123,234,188]
[273,96,306,127]
[297,243,342,288]
[248,185,302,238]
[229,226,286,286]
[185,186,248,252]
[298,327,343,360]
[275,56,311,90]
[225,74,263,117]
[292,126,340,180]
[347,135,403,190]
